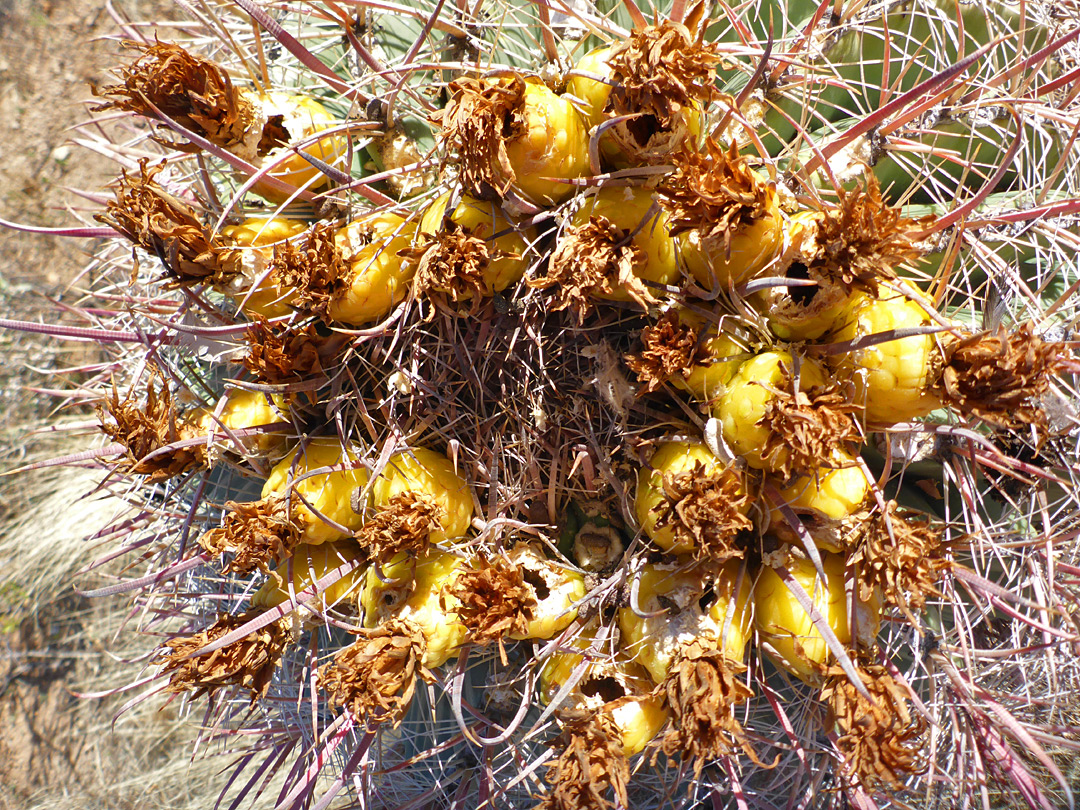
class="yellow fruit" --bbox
[828,288,942,424]
[717,351,828,471]
[564,46,614,129]
[221,217,309,318]
[370,447,473,542]
[505,81,590,206]
[190,388,289,455]
[505,543,586,641]
[417,192,535,295]
[771,449,869,522]
[327,212,417,326]
[252,541,366,615]
[261,438,370,544]
[359,549,468,668]
[618,562,751,684]
[667,311,748,403]
[634,440,749,556]
[754,549,880,683]
[539,622,668,757]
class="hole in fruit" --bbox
[786,262,817,307]
[522,567,551,601]
[258,115,290,154]
[626,113,661,147]
[581,675,626,703]
[698,585,717,613]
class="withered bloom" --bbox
[158,613,289,702]
[98,373,205,481]
[354,491,444,562]
[661,645,766,780]
[820,662,928,789]
[530,216,648,321]
[940,321,1071,430]
[96,160,242,286]
[198,496,303,575]
[403,224,494,303]
[651,461,753,562]
[446,554,536,657]
[539,711,630,810]
[241,318,330,384]
[93,41,256,153]
[626,311,704,393]
[319,618,428,730]
[269,223,349,316]
[757,383,861,480]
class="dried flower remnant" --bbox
[319,618,429,730]
[820,662,927,789]
[538,712,631,810]
[96,160,242,286]
[404,225,495,303]
[93,41,256,153]
[198,496,303,575]
[757,383,861,480]
[626,311,704,393]
[651,461,753,562]
[158,613,290,702]
[447,554,536,656]
[98,374,205,481]
[269,223,349,316]
[241,318,329,384]
[354,491,444,562]
[940,322,1071,430]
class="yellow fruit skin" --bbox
[251,541,365,612]
[250,92,350,203]
[828,289,941,424]
[193,389,289,455]
[565,47,614,129]
[539,625,669,757]
[635,440,743,555]
[772,449,869,521]
[371,447,473,542]
[222,217,309,318]
[618,562,750,684]
[717,351,828,472]
[328,212,417,326]
[678,183,782,289]
[418,193,535,295]
[670,329,745,405]
[262,439,370,544]
[504,82,589,207]
[504,544,586,641]
[572,186,680,301]
[360,549,468,668]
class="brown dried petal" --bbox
[354,491,444,563]
[538,711,630,810]
[651,461,753,562]
[198,496,303,575]
[319,618,428,729]
[240,318,331,384]
[626,311,704,393]
[403,225,496,303]
[95,160,242,286]
[434,76,527,200]
[940,322,1070,430]
[758,383,861,480]
[447,554,536,651]
[820,662,928,789]
[270,223,349,316]
[93,41,256,152]
[158,613,289,702]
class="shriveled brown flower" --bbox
[446,554,536,657]
[660,138,771,243]
[96,160,242,286]
[319,618,428,730]
[530,216,648,321]
[626,311,704,393]
[354,491,444,562]
[434,76,527,200]
[538,711,630,810]
[240,318,330,384]
[820,661,928,789]
[403,225,494,303]
[651,461,753,562]
[98,373,205,481]
[758,383,861,480]
[939,322,1071,430]
[847,502,951,623]
[269,223,349,316]
[661,645,765,780]
[606,5,722,161]
[198,496,303,575]
[158,613,289,702]
[93,41,256,153]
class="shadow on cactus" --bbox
[4,0,1080,808]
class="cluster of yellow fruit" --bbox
[86,4,1077,809]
